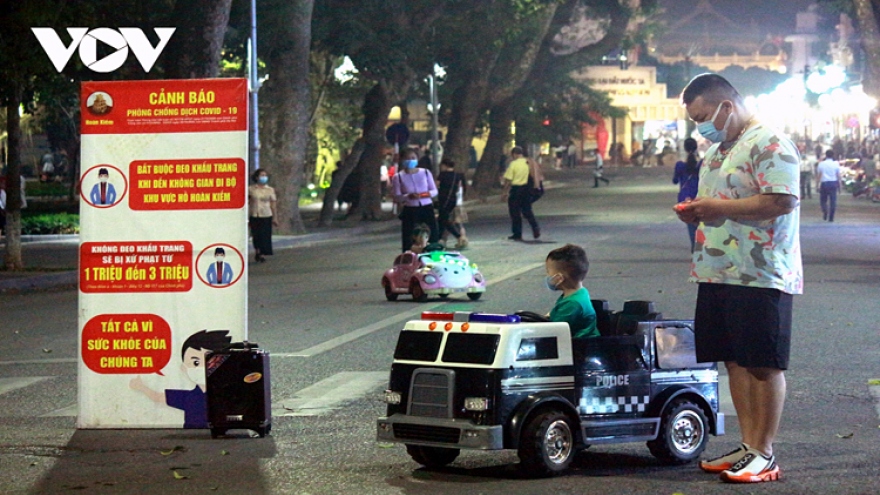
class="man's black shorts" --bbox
[694,283,793,370]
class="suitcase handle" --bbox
[224,340,260,350]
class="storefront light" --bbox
[806,65,846,94]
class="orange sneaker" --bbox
[699,443,748,473]
[720,449,780,483]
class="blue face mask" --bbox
[544,274,562,291]
[696,102,732,143]
[403,159,418,170]
[257,176,268,184]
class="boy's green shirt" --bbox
[550,286,599,339]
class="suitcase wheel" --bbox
[211,428,227,439]
[256,425,271,438]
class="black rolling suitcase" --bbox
[205,341,271,438]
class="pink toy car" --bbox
[382,250,486,302]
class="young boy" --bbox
[545,244,599,339]
[410,224,430,253]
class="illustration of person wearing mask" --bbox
[129,330,232,428]
[205,247,234,285]
[89,168,117,206]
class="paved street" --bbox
[1,166,879,494]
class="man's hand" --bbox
[673,199,700,224]
[679,197,724,223]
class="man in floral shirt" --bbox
[675,74,802,484]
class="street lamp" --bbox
[249,0,261,172]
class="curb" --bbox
[0,270,78,293]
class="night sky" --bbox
[658,0,837,34]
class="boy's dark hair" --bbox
[681,73,742,106]
[511,146,524,156]
[412,223,430,239]
[546,244,589,282]
[825,149,836,160]
[180,329,232,359]
[440,158,455,169]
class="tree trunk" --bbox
[164,0,233,78]
[4,87,24,270]
[472,102,514,196]
[855,0,880,99]
[260,0,313,234]
[317,139,365,226]
[444,78,489,174]
[349,82,394,221]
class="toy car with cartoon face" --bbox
[382,250,486,302]
[376,300,724,477]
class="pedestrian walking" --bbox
[800,145,820,199]
[392,148,438,253]
[592,148,610,187]
[435,158,468,249]
[672,138,701,251]
[566,140,577,168]
[248,169,278,263]
[502,146,540,240]
[676,73,802,484]
[815,149,841,222]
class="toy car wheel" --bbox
[466,292,482,301]
[410,279,427,302]
[647,398,708,464]
[438,293,449,299]
[405,444,459,468]
[382,278,398,301]
[518,410,575,477]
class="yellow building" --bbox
[574,65,686,164]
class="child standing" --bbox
[545,244,599,339]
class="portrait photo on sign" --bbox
[86,91,113,116]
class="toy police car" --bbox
[382,250,486,302]
[376,300,724,477]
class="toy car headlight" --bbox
[473,272,483,283]
[423,274,437,284]
[384,390,402,405]
[464,397,490,411]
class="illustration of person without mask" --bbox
[129,330,232,428]
[89,168,117,206]
[205,247,234,285]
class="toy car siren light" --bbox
[469,313,521,324]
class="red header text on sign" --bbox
[81,79,247,134]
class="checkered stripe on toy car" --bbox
[578,395,650,414]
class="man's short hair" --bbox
[180,329,231,358]
[214,247,225,256]
[546,244,589,282]
[98,168,109,176]
[825,149,835,159]
[511,146,524,156]
[681,73,743,106]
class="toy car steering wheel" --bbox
[514,311,550,323]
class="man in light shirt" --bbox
[815,150,841,222]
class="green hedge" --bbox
[20,213,80,235]
[25,181,71,197]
